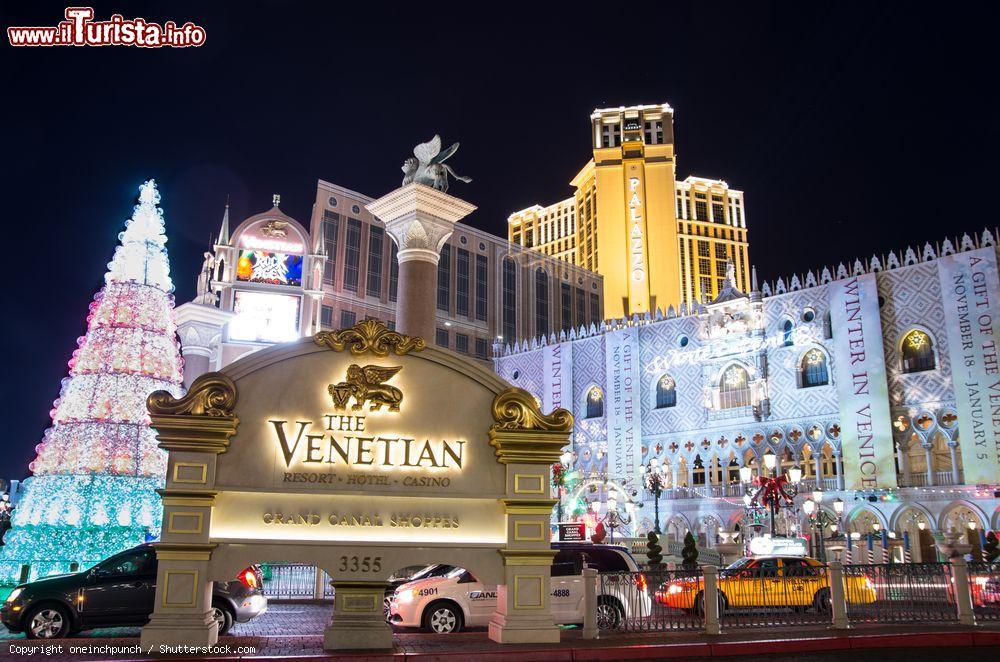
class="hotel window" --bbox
[684,197,691,219]
[714,243,728,260]
[676,195,683,218]
[575,287,586,328]
[699,258,711,275]
[322,211,339,283]
[585,386,604,419]
[321,305,333,329]
[456,248,470,317]
[644,120,663,144]
[699,277,712,298]
[590,293,600,325]
[475,338,488,360]
[388,242,398,302]
[535,269,550,337]
[342,218,361,292]
[655,375,677,409]
[475,254,488,321]
[800,349,829,388]
[712,201,725,223]
[719,365,751,409]
[600,122,621,148]
[560,283,572,331]
[502,257,517,342]
[437,244,451,311]
[340,310,356,329]
[435,328,449,348]
[901,330,935,373]
[455,333,469,354]
[695,200,708,221]
[697,240,710,257]
[715,261,728,277]
[365,226,383,297]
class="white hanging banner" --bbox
[605,327,642,486]
[828,273,897,489]
[542,341,573,415]
[937,246,1000,484]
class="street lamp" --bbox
[748,449,800,537]
[802,496,837,561]
[643,459,668,534]
[739,465,753,484]
[763,449,777,472]
[601,487,633,543]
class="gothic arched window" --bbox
[585,386,604,419]
[901,330,935,373]
[719,365,751,409]
[782,319,794,346]
[656,375,677,408]
[800,349,829,388]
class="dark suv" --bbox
[1,544,267,639]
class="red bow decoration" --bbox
[750,475,795,509]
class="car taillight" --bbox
[239,567,258,589]
[635,573,647,592]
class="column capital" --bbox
[367,183,476,264]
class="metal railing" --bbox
[597,567,704,632]
[842,563,957,623]
[968,561,1000,621]
[717,563,832,628]
[260,563,334,601]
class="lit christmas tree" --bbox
[0,180,183,582]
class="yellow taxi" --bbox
[655,555,877,614]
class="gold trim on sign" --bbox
[514,521,546,542]
[513,574,545,609]
[167,512,204,535]
[314,319,425,356]
[148,373,238,418]
[172,462,208,484]
[161,570,199,608]
[490,388,573,432]
[513,474,545,494]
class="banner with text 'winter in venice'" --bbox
[605,327,642,486]
[542,342,573,416]
[937,246,1000,484]
[829,273,897,489]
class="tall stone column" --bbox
[366,183,476,342]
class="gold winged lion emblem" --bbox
[328,364,403,412]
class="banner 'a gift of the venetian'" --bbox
[605,326,642,486]
[937,246,1000,484]
[829,273,897,489]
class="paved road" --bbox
[1,603,336,640]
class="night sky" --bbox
[1,2,998,478]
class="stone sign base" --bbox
[488,585,560,644]
[324,581,393,651]
[139,610,218,649]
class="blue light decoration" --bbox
[0,181,183,583]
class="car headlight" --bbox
[5,588,23,604]
[397,590,414,604]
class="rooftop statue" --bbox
[401,135,472,193]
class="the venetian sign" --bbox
[208,327,510,544]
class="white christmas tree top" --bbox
[106,179,174,292]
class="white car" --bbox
[388,543,652,633]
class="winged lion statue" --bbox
[401,135,472,193]
[328,364,404,412]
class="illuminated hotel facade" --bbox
[495,231,1000,562]
[508,103,750,320]
[173,182,603,384]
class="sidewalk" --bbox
[3,624,1000,661]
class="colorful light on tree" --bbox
[0,180,183,582]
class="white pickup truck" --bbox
[387,542,651,633]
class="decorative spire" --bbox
[313,214,326,254]
[751,265,759,292]
[272,193,281,208]
[217,197,230,246]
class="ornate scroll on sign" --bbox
[828,273,896,489]
[938,246,1000,484]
